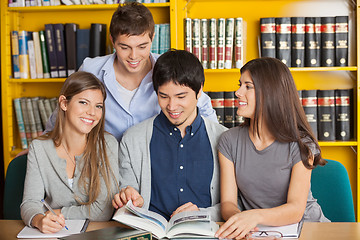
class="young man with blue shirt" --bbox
[112,50,227,221]
[45,2,216,141]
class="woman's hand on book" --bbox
[112,186,144,209]
[170,202,199,217]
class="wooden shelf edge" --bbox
[204,67,357,74]
[7,3,170,12]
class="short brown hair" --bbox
[110,2,155,41]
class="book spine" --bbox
[224,18,234,69]
[335,89,352,141]
[335,16,348,67]
[26,98,38,139]
[208,91,224,125]
[18,30,30,79]
[224,91,235,128]
[76,28,90,70]
[65,23,78,75]
[37,98,49,128]
[208,18,217,69]
[151,24,159,54]
[192,19,201,60]
[43,98,53,119]
[45,24,59,78]
[20,98,32,145]
[321,17,335,67]
[158,24,167,54]
[90,23,107,58]
[275,17,291,67]
[39,30,51,78]
[217,18,226,69]
[234,17,243,69]
[260,17,276,58]
[291,17,305,67]
[31,97,44,135]
[50,97,57,111]
[305,17,321,67]
[184,18,192,53]
[200,19,208,69]
[11,31,21,79]
[27,38,37,79]
[13,98,28,149]
[317,90,335,141]
[301,90,318,138]
[32,32,44,79]
[54,23,67,77]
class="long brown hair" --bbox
[39,71,117,209]
[240,57,326,168]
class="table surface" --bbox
[1,220,360,240]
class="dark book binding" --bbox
[317,90,335,141]
[90,23,107,58]
[208,92,224,125]
[301,90,318,139]
[76,29,90,70]
[44,24,59,78]
[335,89,353,141]
[224,91,235,128]
[65,23,79,75]
[260,17,276,58]
[39,30,50,78]
[305,17,321,67]
[335,16,348,67]
[275,17,291,66]
[291,17,305,67]
[53,23,67,77]
[321,17,335,67]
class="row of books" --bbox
[207,91,244,128]
[260,16,349,67]
[150,24,170,55]
[300,89,353,141]
[185,18,244,70]
[14,97,57,149]
[8,0,168,7]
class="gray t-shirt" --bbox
[218,126,329,222]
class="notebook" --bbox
[17,219,89,239]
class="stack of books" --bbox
[8,0,170,7]
[260,16,349,67]
[185,17,244,69]
[150,23,170,55]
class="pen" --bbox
[41,199,68,230]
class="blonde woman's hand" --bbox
[112,186,144,209]
[32,212,66,233]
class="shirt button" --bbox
[180,166,184,170]
[180,144,183,148]
[191,132,194,136]
[174,128,177,131]
[169,132,172,136]
[180,188,184,192]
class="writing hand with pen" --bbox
[30,199,67,234]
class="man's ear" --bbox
[109,34,115,46]
[196,86,203,99]
[59,95,67,111]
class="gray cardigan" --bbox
[118,115,227,221]
[20,133,120,227]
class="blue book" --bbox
[11,31,20,79]
[76,28,90,70]
[151,24,160,54]
[18,30,29,79]
[53,23,67,77]
[159,23,170,54]
[45,24,59,78]
[13,98,28,149]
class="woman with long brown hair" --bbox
[21,71,119,233]
[215,58,329,240]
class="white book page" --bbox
[257,222,300,238]
[167,221,219,239]
[167,210,211,231]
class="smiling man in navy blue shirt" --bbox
[112,49,227,221]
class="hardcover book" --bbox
[275,17,291,66]
[13,98,28,149]
[39,30,51,78]
[301,90,318,139]
[60,227,151,240]
[200,19,209,69]
[208,18,217,69]
[26,98,38,139]
[32,32,44,79]
[112,200,218,239]
[217,18,226,69]
[192,19,201,60]
[37,98,49,128]
[90,23,107,58]
[291,17,305,67]
[208,91,224,125]
[224,18,234,69]
[31,97,44,135]
[317,90,335,141]
[11,31,20,79]
[260,17,276,58]
[65,23,79,75]
[18,30,30,79]
[321,17,335,67]
[305,17,321,67]
[27,37,37,79]
[151,24,160,54]
[53,23,67,77]
[234,17,244,69]
[335,16,348,67]
[184,18,192,53]
[224,91,235,128]
[158,23,170,54]
[76,28,90,70]
[335,89,353,141]
[20,98,32,145]
[45,24,59,78]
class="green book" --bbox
[39,30,50,78]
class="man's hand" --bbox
[171,202,199,217]
[112,186,144,209]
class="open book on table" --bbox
[112,200,219,239]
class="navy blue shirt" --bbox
[149,110,213,220]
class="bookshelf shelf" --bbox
[319,141,358,147]
[9,78,66,83]
[289,67,358,72]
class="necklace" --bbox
[62,143,76,165]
